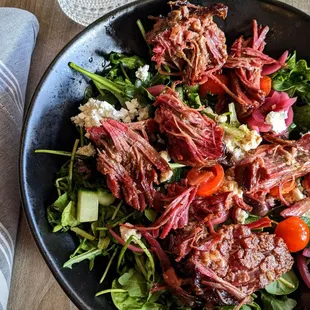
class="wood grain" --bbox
[0,0,308,310]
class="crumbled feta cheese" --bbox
[71,98,149,127]
[76,143,96,157]
[119,223,141,244]
[217,114,228,123]
[235,208,249,224]
[135,65,149,81]
[71,98,130,127]
[265,110,288,134]
[284,187,306,205]
[303,210,310,218]
[125,98,140,119]
[160,170,174,183]
[159,150,171,163]
[137,107,149,121]
[224,124,262,162]
[220,178,243,198]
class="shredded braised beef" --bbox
[189,224,293,306]
[146,1,228,85]
[147,222,293,308]
[235,133,310,194]
[280,197,310,218]
[154,88,224,167]
[211,20,279,118]
[87,119,172,211]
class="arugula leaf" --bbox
[69,62,132,105]
[244,214,261,224]
[109,52,145,70]
[261,291,297,310]
[63,248,102,269]
[265,270,299,295]
[144,209,157,223]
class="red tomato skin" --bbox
[275,216,310,252]
[199,74,229,97]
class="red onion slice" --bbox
[210,211,230,225]
[109,229,145,253]
[251,108,265,122]
[303,248,310,258]
[274,97,297,111]
[147,84,166,96]
[296,254,310,288]
[285,106,294,127]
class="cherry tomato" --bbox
[275,216,310,252]
[199,73,229,97]
[260,76,272,96]
[269,179,296,197]
[187,169,213,186]
[187,164,224,197]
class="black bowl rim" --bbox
[19,0,310,309]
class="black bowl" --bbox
[20,0,310,309]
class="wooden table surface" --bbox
[0,0,308,309]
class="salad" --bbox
[36,2,310,309]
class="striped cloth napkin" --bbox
[0,8,38,310]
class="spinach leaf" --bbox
[216,303,261,310]
[167,167,183,183]
[118,269,147,298]
[265,270,299,295]
[111,276,164,310]
[61,201,80,228]
[261,291,297,310]
[53,192,70,212]
[47,192,70,227]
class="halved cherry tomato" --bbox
[275,216,310,252]
[187,169,213,186]
[260,76,272,96]
[269,179,296,197]
[199,73,229,98]
[187,164,224,197]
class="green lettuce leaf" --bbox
[261,291,297,310]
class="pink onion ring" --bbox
[251,108,265,122]
[296,254,310,288]
[109,229,145,253]
[262,50,289,75]
[274,97,297,111]
[285,106,294,127]
[247,116,272,132]
[210,211,230,225]
[147,84,166,96]
[303,248,310,258]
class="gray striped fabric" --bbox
[0,8,38,310]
